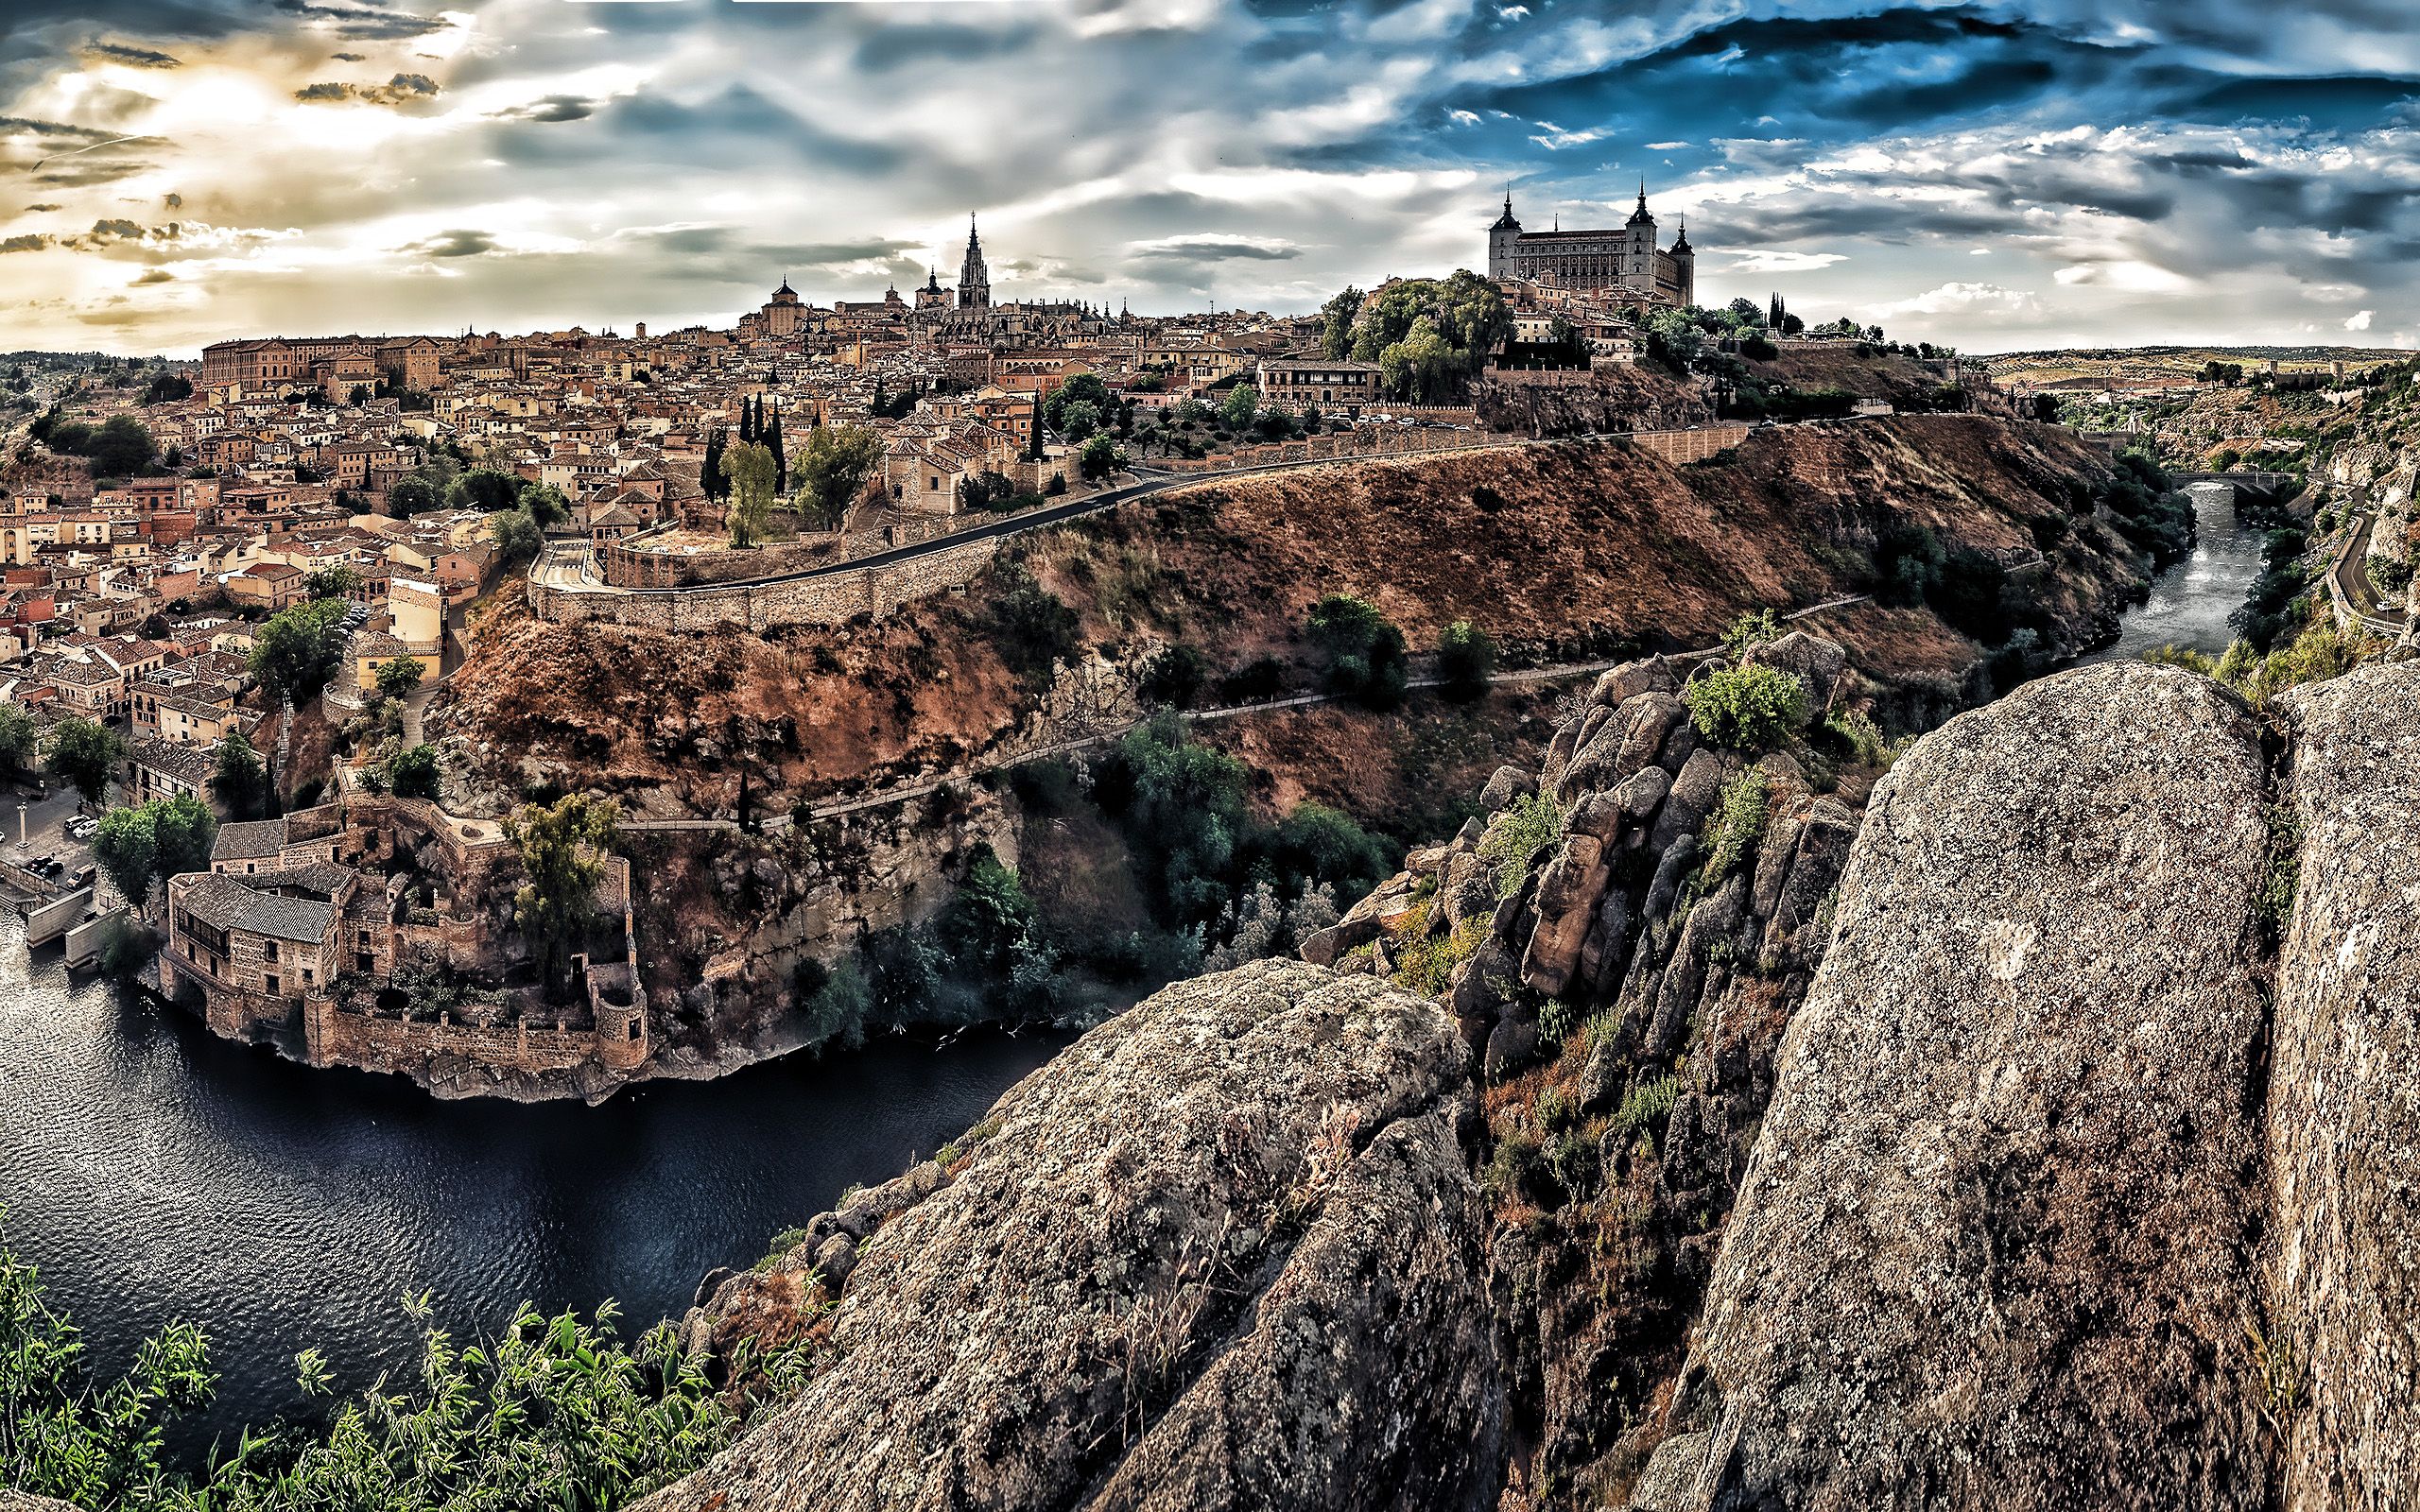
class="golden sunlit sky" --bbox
[4,0,2417,355]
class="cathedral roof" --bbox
[1490,193,1521,232]
[1626,181,1654,226]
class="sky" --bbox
[2,0,2416,356]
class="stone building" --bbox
[1487,183,1696,307]
[158,796,652,1086]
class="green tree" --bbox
[1307,593,1409,710]
[249,599,348,705]
[1436,620,1496,701]
[1219,383,1259,431]
[506,792,619,996]
[723,439,777,547]
[388,475,440,516]
[1377,315,1459,403]
[152,793,216,883]
[1101,711,1251,924]
[306,564,360,601]
[1341,270,1512,397]
[447,468,524,513]
[93,805,158,908]
[1058,400,1102,442]
[1319,285,1365,358]
[1044,373,1113,434]
[1078,434,1128,481]
[389,743,441,799]
[213,732,268,819]
[375,655,426,702]
[49,717,125,805]
[0,703,35,780]
[521,482,571,526]
[83,415,157,476]
[793,423,885,530]
[491,507,543,565]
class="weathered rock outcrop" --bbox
[643,959,1504,1512]
[2271,663,2420,1511]
[1643,664,2276,1509]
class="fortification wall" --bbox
[302,998,601,1076]
[532,534,1002,633]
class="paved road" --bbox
[2330,506,2409,636]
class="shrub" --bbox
[1682,664,1808,751]
[1140,643,1209,708]
[985,567,1081,687]
[1478,792,1565,898]
[1307,593,1409,710]
[1435,620,1496,702]
[1698,767,1771,887]
[1720,609,1781,659]
[388,744,441,799]
[1218,655,1287,704]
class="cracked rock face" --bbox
[638,958,1501,1512]
[1650,664,2274,1510]
[2272,662,2420,1512]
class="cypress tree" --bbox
[765,405,786,494]
[1025,390,1044,461]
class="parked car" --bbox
[63,816,97,840]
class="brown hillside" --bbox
[433,415,2142,821]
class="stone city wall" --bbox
[302,997,601,1076]
[532,534,1003,634]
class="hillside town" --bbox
[0,190,1996,1096]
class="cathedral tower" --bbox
[958,215,992,310]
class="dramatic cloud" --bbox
[0,0,2414,352]
[83,43,180,68]
[294,72,441,106]
[403,229,498,259]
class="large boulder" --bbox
[2271,662,2420,1510]
[1740,630,1848,713]
[1646,664,2274,1510]
[639,959,1502,1512]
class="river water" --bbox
[2083,481,2267,663]
[0,913,1063,1456]
[0,481,2265,1464]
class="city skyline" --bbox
[3,0,2417,355]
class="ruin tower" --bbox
[958,216,992,310]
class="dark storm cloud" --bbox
[0,233,52,252]
[853,21,1040,73]
[404,228,497,258]
[268,1,452,41]
[490,94,596,125]
[130,266,172,284]
[2172,76,2420,129]
[294,73,441,105]
[84,43,181,67]
[1130,235,1302,262]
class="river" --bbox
[2083,480,2268,663]
[0,914,1064,1458]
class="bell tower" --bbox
[957,215,992,310]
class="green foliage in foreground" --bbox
[1683,663,1810,752]
[1,1219,788,1511]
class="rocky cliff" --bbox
[648,960,1500,1512]
[634,647,2420,1512]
